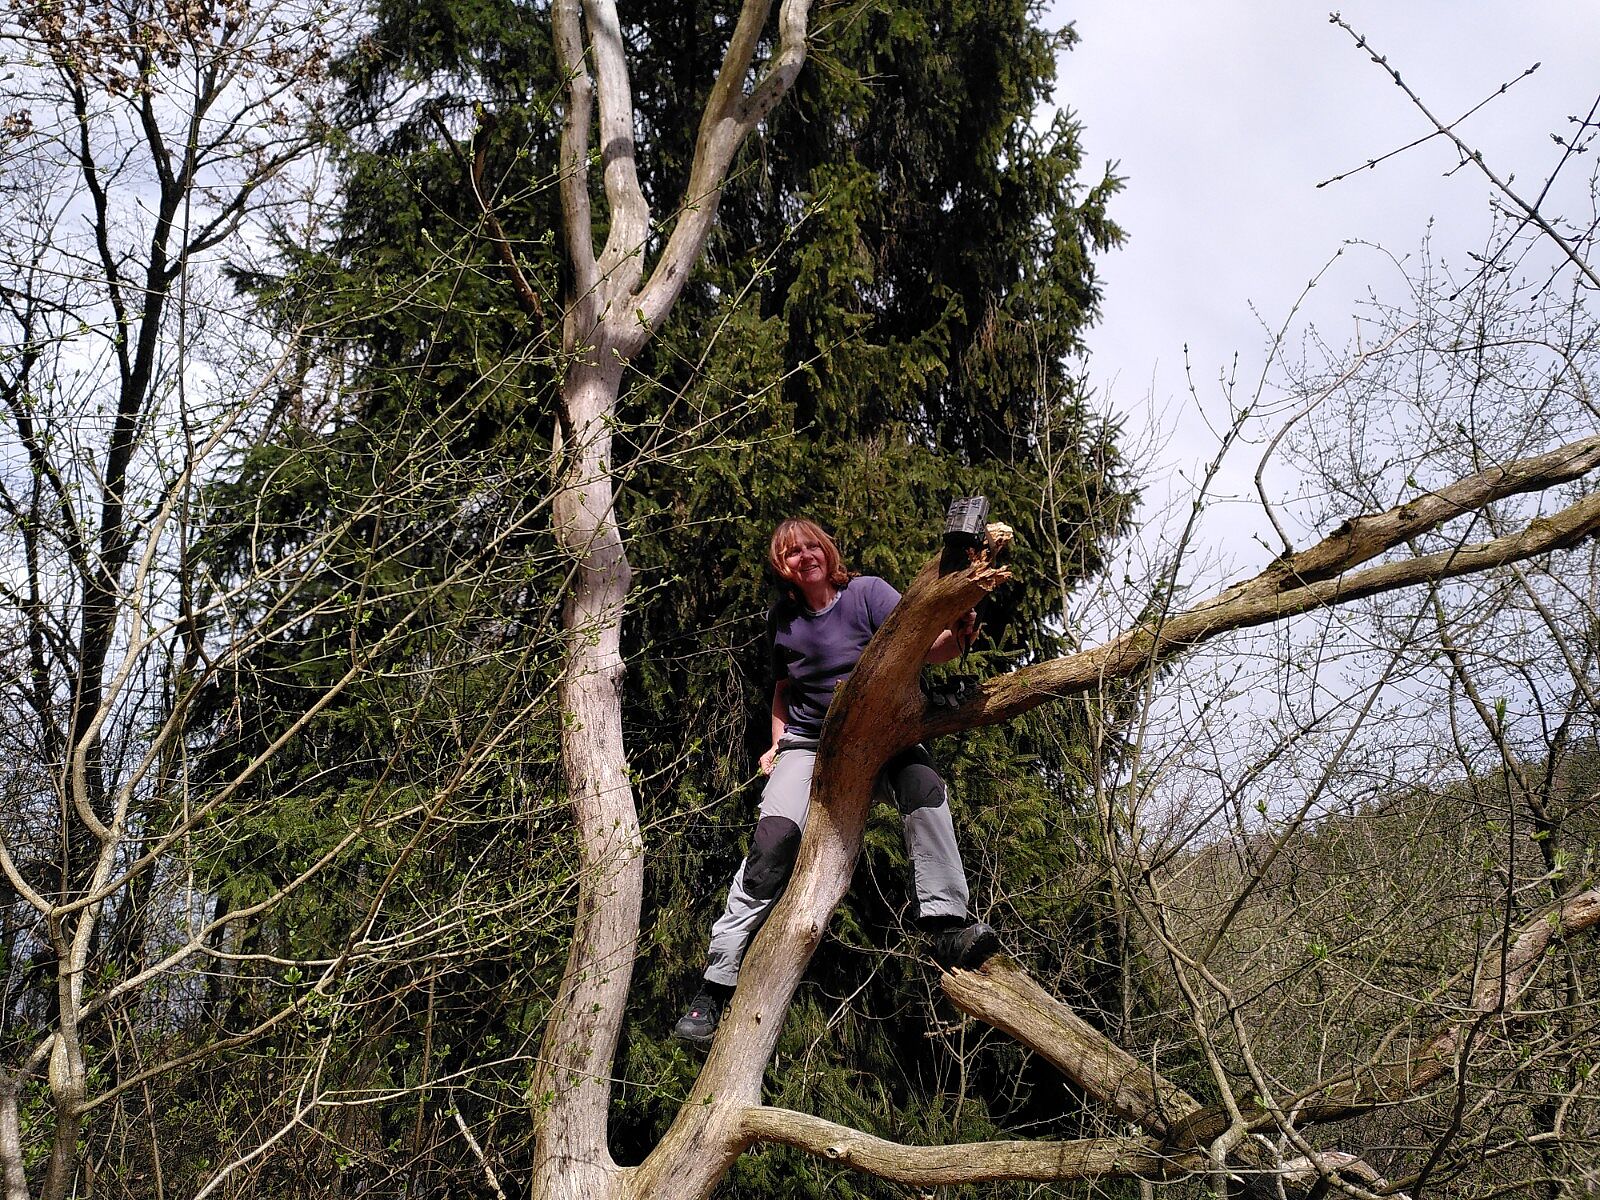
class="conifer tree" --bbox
[210,0,1139,1189]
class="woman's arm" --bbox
[759,681,790,775]
[925,609,978,665]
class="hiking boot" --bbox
[931,921,1001,971]
[672,987,723,1047]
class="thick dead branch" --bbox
[941,957,1201,1136]
[925,434,1600,739]
[1271,434,1600,587]
[940,961,1402,1199]
[630,0,816,348]
[740,1106,1198,1185]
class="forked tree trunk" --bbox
[531,3,816,1194]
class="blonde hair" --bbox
[768,518,851,600]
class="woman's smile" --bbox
[782,541,827,579]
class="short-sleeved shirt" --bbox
[768,575,901,739]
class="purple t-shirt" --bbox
[768,575,901,738]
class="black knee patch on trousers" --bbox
[743,815,801,900]
[884,746,946,814]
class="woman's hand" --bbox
[759,744,780,775]
[926,609,979,664]
[952,608,978,648]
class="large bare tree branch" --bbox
[740,1106,1199,1185]
[552,0,601,343]
[629,0,816,350]
[583,0,649,287]
[926,434,1600,739]
[533,6,823,1197]
[942,957,1203,1136]
[933,887,1599,1197]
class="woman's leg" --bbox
[702,747,815,987]
[882,745,969,923]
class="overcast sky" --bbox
[1046,2,1600,570]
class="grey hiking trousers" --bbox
[702,738,970,987]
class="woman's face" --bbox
[777,536,830,589]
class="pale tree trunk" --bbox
[530,2,816,1197]
[534,356,641,1197]
[0,1072,25,1200]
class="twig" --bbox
[426,106,549,325]
[1317,60,1540,189]
[1328,14,1600,291]
[453,1108,508,1200]
[1254,319,1419,556]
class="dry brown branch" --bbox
[739,1106,1199,1185]
[925,434,1600,739]
[935,888,1599,1175]
[941,956,1202,1136]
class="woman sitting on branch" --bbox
[674,517,1000,1046]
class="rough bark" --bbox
[942,956,1202,1137]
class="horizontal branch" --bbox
[740,1106,1197,1185]
[924,435,1600,739]
[943,961,1392,1200]
[1272,433,1600,588]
